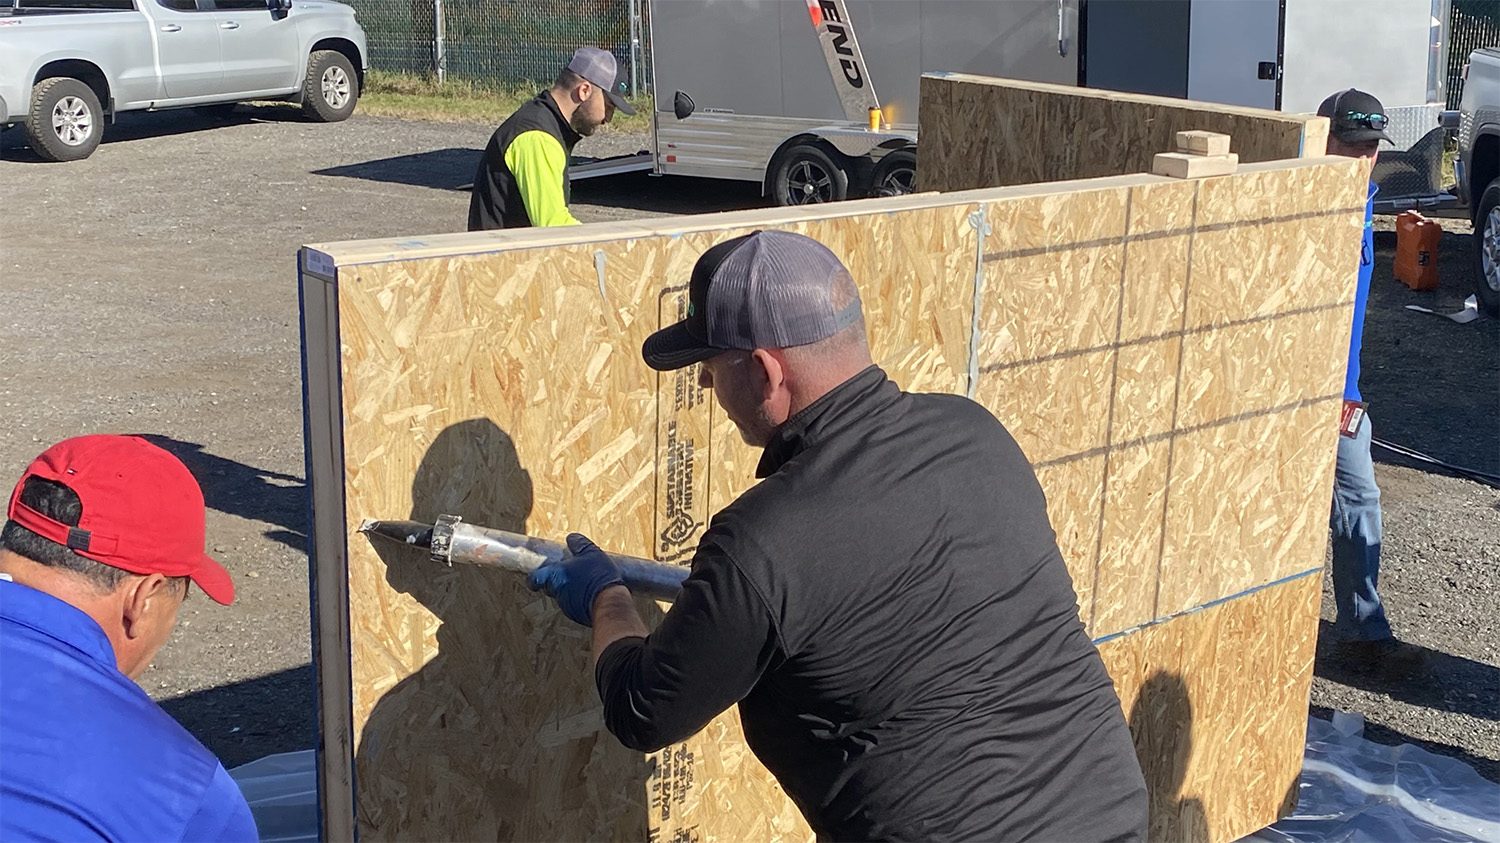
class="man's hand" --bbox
[526,533,625,626]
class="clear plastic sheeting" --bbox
[1242,713,1500,843]
[227,712,1500,843]
[228,749,317,843]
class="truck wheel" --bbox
[1471,179,1500,317]
[869,148,917,197]
[302,50,358,123]
[25,77,102,162]
[773,143,849,206]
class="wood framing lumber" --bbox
[1152,152,1240,179]
[1176,131,1234,157]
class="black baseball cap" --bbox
[1317,88,1392,144]
[641,231,864,371]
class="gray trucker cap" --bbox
[641,231,864,371]
[566,47,636,115]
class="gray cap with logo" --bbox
[567,46,636,115]
[641,231,864,371]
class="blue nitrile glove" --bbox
[525,533,625,627]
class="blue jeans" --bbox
[1329,412,1392,641]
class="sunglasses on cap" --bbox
[1343,111,1389,131]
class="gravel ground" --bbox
[1310,215,1500,783]
[1,108,1495,789]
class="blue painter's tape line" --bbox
[1090,567,1322,645]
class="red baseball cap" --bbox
[6,435,235,605]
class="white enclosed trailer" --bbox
[646,0,1075,203]
[1084,0,1449,149]
[577,0,1449,206]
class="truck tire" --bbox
[869,148,917,197]
[302,50,358,123]
[772,143,849,206]
[25,77,102,163]
[1471,178,1500,316]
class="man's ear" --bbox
[750,349,785,401]
[121,573,171,640]
[575,81,594,104]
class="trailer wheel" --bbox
[773,143,849,206]
[869,148,917,197]
[25,77,102,162]
[1472,178,1500,317]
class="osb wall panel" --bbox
[971,159,1367,637]
[311,155,1367,841]
[918,73,1329,193]
[335,205,974,842]
[1098,572,1323,843]
[341,242,673,842]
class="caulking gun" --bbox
[359,514,687,601]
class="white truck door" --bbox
[148,0,225,98]
[1186,0,1280,109]
[210,0,301,93]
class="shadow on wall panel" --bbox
[352,418,653,840]
[1128,673,1211,843]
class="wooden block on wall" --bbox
[1152,152,1240,180]
[1176,131,1233,157]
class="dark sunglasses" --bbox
[1343,111,1389,131]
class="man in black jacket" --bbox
[529,231,1148,841]
[466,47,634,231]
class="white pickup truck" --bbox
[1454,46,1500,316]
[0,0,367,162]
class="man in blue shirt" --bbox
[0,434,258,842]
[1317,90,1423,672]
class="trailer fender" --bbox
[810,127,917,160]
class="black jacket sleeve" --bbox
[594,542,782,752]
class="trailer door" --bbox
[1186,0,1280,109]
[1085,0,1280,110]
[918,0,1078,91]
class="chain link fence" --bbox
[347,0,650,94]
[1449,0,1500,107]
[350,0,1495,108]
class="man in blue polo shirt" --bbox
[1317,89,1423,673]
[0,434,258,842]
